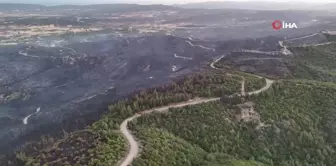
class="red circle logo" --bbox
[272,20,282,30]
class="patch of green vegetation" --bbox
[132,127,209,166]
[237,72,266,92]
[288,43,336,82]
[132,126,266,166]
[91,71,243,131]
[13,130,127,166]
[324,34,336,42]
[1,89,33,104]
[5,92,21,101]
[292,45,336,69]
[226,160,265,166]
[88,132,126,166]
[290,62,336,82]
[11,124,127,165]
[128,81,336,166]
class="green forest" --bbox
[11,130,126,166]
[324,34,336,42]
[128,81,336,166]
[237,72,266,92]
[289,43,336,82]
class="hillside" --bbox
[116,37,336,166]
[4,36,336,165]
[128,81,336,166]
[1,71,266,165]
[289,43,336,82]
[215,36,336,81]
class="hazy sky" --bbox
[0,0,335,5]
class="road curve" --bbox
[118,55,274,166]
[248,78,274,95]
[210,55,226,69]
[118,98,220,166]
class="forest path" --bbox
[118,54,274,166]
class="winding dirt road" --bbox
[119,97,221,166]
[285,33,319,42]
[185,40,216,52]
[210,55,226,69]
[118,55,274,166]
[280,34,336,53]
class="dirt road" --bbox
[210,55,226,69]
[118,55,274,166]
[119,78,273,166]
[118,98,220,166]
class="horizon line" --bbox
[0,0,335,6]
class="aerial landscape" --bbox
[0,0,336,165]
